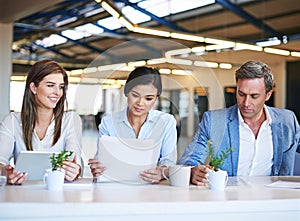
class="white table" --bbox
[0,177,299,221]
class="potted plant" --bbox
[44,150,73,191]
[205,140,232,190]
[50,150,74,171]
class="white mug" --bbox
[163,165,191,187]
[207,169,228,191]
[43,169,65,191]
[0,167,7,187]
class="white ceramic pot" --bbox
[44,169,65,191]
[207,169,228,191]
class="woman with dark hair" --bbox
[89,66,177,184]
[0,60,82,185]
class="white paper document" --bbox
[265,180,300,189]
[97,136,160,184]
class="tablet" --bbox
[276,176,300,182]
[97,136,160,184]
[15,151,59,180]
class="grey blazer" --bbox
[178,105,300,176]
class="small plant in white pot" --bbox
[205,140,232,190]
[44,150,73,191]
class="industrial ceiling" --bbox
[1,0,300,75]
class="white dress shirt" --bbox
[0,111,82,165]
[237,106,273,176]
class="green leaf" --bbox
[205,140,233,171]
[50,150,74,171]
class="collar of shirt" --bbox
[237,105,272,127]
[118,108,156,127]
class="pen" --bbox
[92,177,97,184]
[87,162,97,184]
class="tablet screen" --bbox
[14,151,59,180]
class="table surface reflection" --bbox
[0,176,299,221]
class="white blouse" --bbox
[0,111,82,166]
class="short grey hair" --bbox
[235,61,274,93]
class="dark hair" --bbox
[21,60,68,150]
[124,66,162,96]
[235,61,274,93]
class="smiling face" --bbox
[236,78,272,121]
[127,83,158,117]
[30,73,65,111]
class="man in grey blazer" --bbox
[178,61,300,186]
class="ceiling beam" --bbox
[93,23,133,40]
[31,42,74,59]
[215,0,282,38]
[57,33,124,62]
[57,33,106,54]
[288,33,300,41]
[115,0,191,33]
[94,23,163,57]
[14,0,99,39]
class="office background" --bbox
[1,0,300,168]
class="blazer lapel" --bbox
[268,108,283,176]
[228,106,240,176]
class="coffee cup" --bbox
[43,169,65,191]
[163,165,191,187]
[0,167,7,187]
[207,169,228,191]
